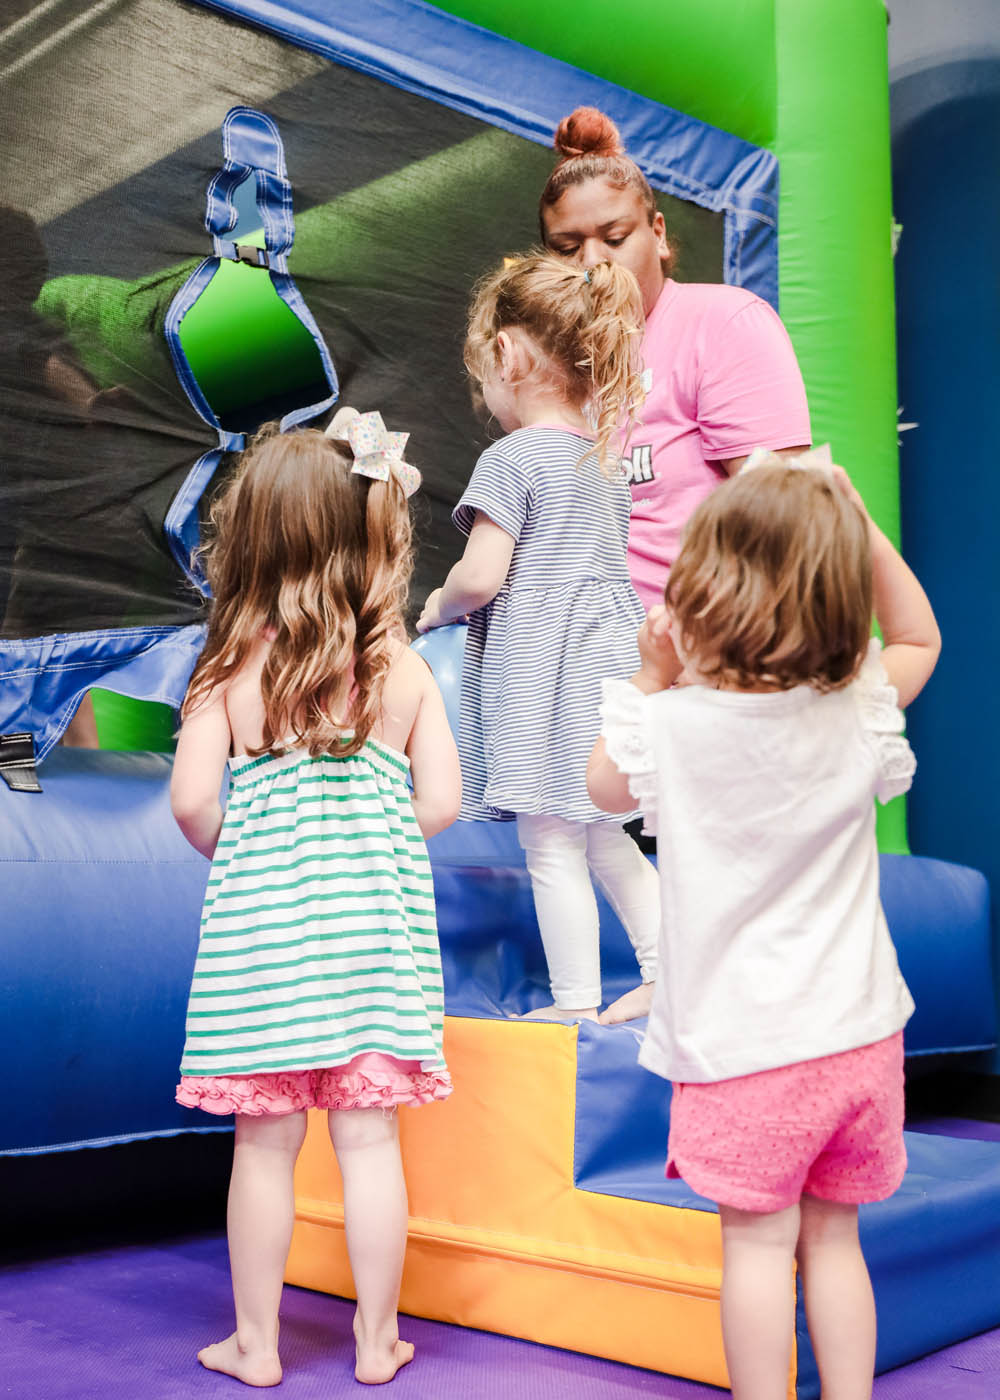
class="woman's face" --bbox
[542,179,668,317]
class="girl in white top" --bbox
[588,451,940,1400]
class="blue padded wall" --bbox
[892,49,1000,1069]
[1,750,220,1154]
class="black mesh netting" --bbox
[1,0,724,647]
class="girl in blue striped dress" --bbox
[417,254,660,1026]
[171,417,461,1388]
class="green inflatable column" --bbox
[772,0,905,852]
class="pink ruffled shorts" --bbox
[176,1051,452,1116]
[666,1032,906,1213]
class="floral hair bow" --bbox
[740,443,834,479]
[325,406,422,498]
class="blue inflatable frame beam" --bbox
[193,0,780,306]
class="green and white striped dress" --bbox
[178,739,447,1079]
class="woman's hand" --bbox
[830,462,870,520]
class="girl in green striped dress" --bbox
[171,415,461,1388]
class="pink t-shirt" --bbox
[625,280,811,612]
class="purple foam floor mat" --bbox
[2,1232,1000,1398]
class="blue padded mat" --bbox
[3,748,995,1154]
[570,1017,1000,1396]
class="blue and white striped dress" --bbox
[454,426,644,823]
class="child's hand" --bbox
[830,463,870,520]
[416,589,445,634]
[635,605,681,692]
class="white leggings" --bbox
[516,812,660,1010]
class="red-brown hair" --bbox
[183,424,412,756]
[665,463,873,692]
[539,107,660,237]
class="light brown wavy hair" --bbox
[538,107,673,273]
[665,462,872,692]
[464,253,645,470]
[183,422,413,756]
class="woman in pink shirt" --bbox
[540,108,812,613]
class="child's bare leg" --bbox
[199,1109,308,1387]
[328,1107,414,1384]
[585,822,659,1024]
[718,1201,800,1399]
[796,1196,875,1399]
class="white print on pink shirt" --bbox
[624,444,656,485]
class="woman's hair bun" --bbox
[553,107,624,161]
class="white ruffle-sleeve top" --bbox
[600,640,916,1084]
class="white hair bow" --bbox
[740,443,834,479]
[325,406,421,498]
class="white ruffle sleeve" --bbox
[854,638,916,803]
[599,679,659,833]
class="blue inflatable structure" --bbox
[3,625,999,1395]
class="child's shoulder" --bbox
[377,638,446,751]
[480,426,583,463]
[385,637,436,697]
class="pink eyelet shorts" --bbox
[666,1032,906,1213]
[176,1051,452,1116]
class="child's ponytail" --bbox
[349,474,413,753]
[578,260,645,468]
[464,253,645,472]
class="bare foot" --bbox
[355,1337,415,1385]
[520,1004,599,1023]
[599,981,655,1024]
[197,1333,282,1387]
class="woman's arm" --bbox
[170,691,231,859]
[416,512,515,632]
[718,444,811,477]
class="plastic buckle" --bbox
[234,244,269,269]
[0,732,42,793]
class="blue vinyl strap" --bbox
[161,446,229,591]
[205,108,294,270]
[191,0,778,303]
[163,106,339,589]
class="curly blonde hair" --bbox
[464,253,645,469]
[665,463,872,692]
[183,423,413,756]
